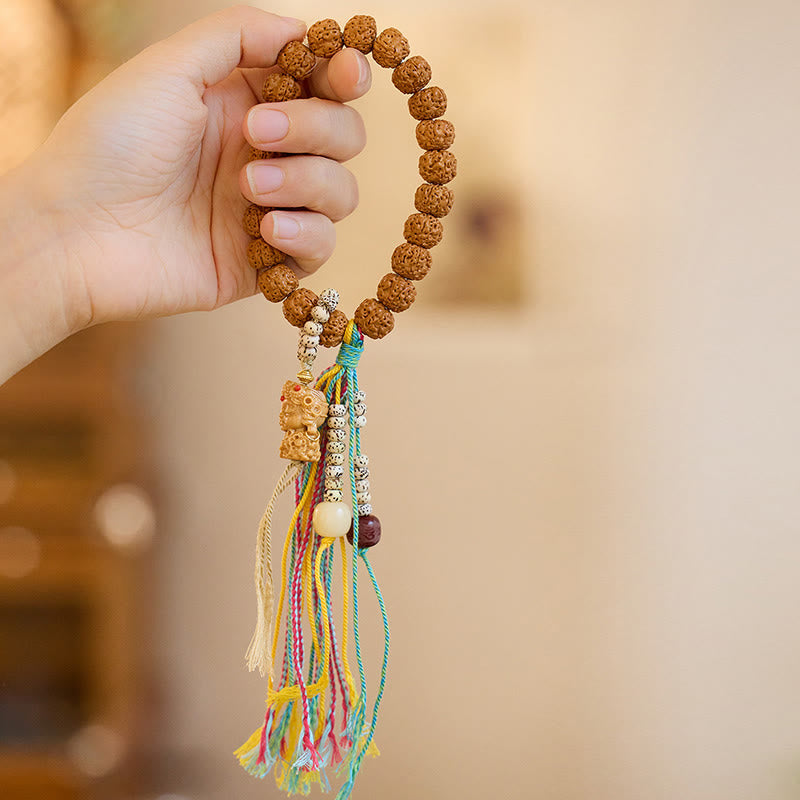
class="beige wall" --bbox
[139,1,800,798]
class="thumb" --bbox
[149,5,307,90]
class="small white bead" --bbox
[326,465,344,479]
[354,467,369,480]
[354,390,366,402]
[327,428,346,443]
[327,416,347,430]
[354,403,367,416]
[355,479,370,493]
[328,403,347,417]
[324,489,343,503]
[328,441,346,454]
[327,453,345,466]
[354,415,367,428]
[300,333,320,348]
[356,491,371,504]
[312,501,351,538]
[354,454,369,469]
[358,503,372,516]
[324,477,343,491]
[319,288,340,312]
[311,305,330,324]
[304,320,323,336]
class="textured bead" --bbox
[308,19,343,58]
[355,468,370,480]
[312,501,352,537]
[404,213,444,249]
[311,304,330,324]
[355,479,370,493]
[415,183,454,217]
[343,15,377,53]
[354,454,369,469]
[324,489,343,503]
[283,288,319,327]
[355,298,395,340]
[347,513,381,548]
[318,287,340,311]
[248,238,284,269]
[328,403,347,417]
[392,55,431,93]
[354,402,367,416]
[415,119,456,150]
[354,415,367,428]
[277,40,316,80]
[324,477,342,491]
[377,272,417,312]
[300,346,317,360]
[243,204,271,236]
[372,28,410,68]
[326,465,345,479]
[328,441,346,454]
[355,390,366,402]
[391,243,432,280]
[249,146,283,161]
[262,72,302,102]
[319,309,348,348]
[419,150,457,184]
[328,428,347,443]
[257,264,298,302]
[327,415,347,429]
[328,452,345,466]
[408,86,447,120]
[304,320,323,336]
[299,333,319,348]
[356,491,371,504]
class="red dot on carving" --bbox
[294,385,301,391]
[280,395,285,401]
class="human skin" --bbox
[0,5,371,384]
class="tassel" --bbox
[237,320,390,798]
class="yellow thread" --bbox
[340,536,358,703]
[313,538,334,741]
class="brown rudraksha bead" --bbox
[319,309,348,348]
[404,213,444,249]
[247,238,284,270]
[249,146,283,161]
[377,273,417,312]
[243,204,272,237]
[257,264,298,302]
[419,150,457,184]
[414,183,454,217]
[355,298,395,340]
[415,118,455,150]
[391,242,432,280]
[277,40,316,80]
[392,55,431,94]
[408,86,447,120]
[262,72,302,102]
[283,288,319,327]
[347,513,382,548]
[372,28,410,68]
[307,19,343,58]
[343,15,377,53]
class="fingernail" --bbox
[248,164,284,195]
[356,53,370,87]
[248,108,290,145]
[272,213,301,240]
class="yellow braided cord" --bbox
[339,536,357,703]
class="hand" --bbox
[30,5,371,327]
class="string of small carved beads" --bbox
[242,15,456,343]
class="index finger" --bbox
[306,48,372,102]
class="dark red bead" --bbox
[347,514,382,548]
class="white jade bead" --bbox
[328,403,346,417]
[328,429,346,443]
[354,415,367,428]
[354,402,367,416]
[324,477,342,491]
[311,305,330,324]
[326,465,344,479]
[358,503,372,516]
[356,491,371,504]
[319,288,340,312]
[304,320,323,336]
[355,479,370,493]
[327,452,345,466]
[313,501,351,537]
[324,489,343,503]
[354,454,369,469]
[328,441,346,454]
[300,333,320,348]
[327,416,346,429]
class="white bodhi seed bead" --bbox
[354,454,369,469]
[328,403,347,417]
[354,467,369,480]
[312,501,351,537]
[327,416,347,430]
[311,305,330,324]
[356,491,371,504]
[324,477,343,491]
[354,390,366,403]
[324,489,343,503]
[318,288,340,312]
[326,465,344,479]
[354,415,367,428]
[300,333,320,348]
[354,403,367,416]
[327,428,346,443]
[327,452,345,466]
[328,441,346,454]
[355,479,370,493]
[358,503,372,516]
[304,320,323,336]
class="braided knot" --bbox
[336,321,364,369]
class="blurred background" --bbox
[1,0,799,798]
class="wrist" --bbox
[0,155,91,383]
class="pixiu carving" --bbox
[278,380,328,462]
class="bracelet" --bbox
[235,17,455,799]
